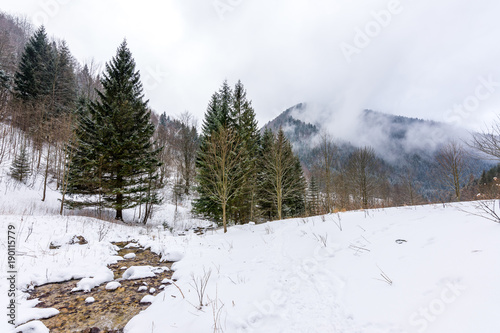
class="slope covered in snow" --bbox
[126,203,500,333]
[1,188,499,332]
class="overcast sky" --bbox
[2,0,500,130]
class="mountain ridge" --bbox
[262,103,491,200]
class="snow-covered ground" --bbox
[1,140,500,332]
[1,195,500,332]
[125,204,500,333]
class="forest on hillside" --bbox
[2,12,500,228]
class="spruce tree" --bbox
[194,80,260,226]
[479,170,487,186]
[65,41,162,222]
[0,66,10,93]
[194,93,224,221]
[10,145,31,183]
[14,26,54,101]
[50,41,77,116]
[229,80,260,223]
[194,81,235,222]
[258,128,306,220]
[257,129,277,220]
[307,176,320,216]
[0,65,10,113]
[285,154,306,217]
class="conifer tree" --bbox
[229,80,260,223]
[0,65,10,118]
[197,126,244,232]
[257,129,277,220]
[50,41,77,116]
[307,176,320,216]
[479,170,487,186]
[258,128,306,220]
[14,26,54,101]
[194,81,235,222]
[10,145,30,183]
[65,41,162,222]
[194,80,260,226]
[285,155,306,217]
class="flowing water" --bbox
[26,242,173,332]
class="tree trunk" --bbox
[42,142,51,202]
[223,201,227,233]
[116,192,123,221]
[277,187,283,220]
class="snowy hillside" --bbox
[1,173,499,333]
[120,204,500,333]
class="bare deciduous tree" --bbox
[173,112,198,195]
[260,129,306,220]
[346,146,381,209]
[200,127,244,233]
[471,119,500,160]
[435,141,469,201]
[76,58,102,101]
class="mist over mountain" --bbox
[263,103,491,199]
[271,103,472,160]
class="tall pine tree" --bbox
[229,80,260,223]
[65,41,162,222]
[257,129,277,220]
[258,128,306,220]
[194,81,233,221]
[50,41,77,116]
[194,80,260,228]
[14,26,54,102]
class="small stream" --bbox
[26,242,174,333]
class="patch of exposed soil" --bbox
[26,242,174,333]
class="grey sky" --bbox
[2,0,500,130]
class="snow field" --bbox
[126,203,500,333]
[1,162,499,333]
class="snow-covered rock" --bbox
[72,269,114,292]
[105,281,122,291]
[140,295,155,304]
[124,253,136,259]
[122,266,157,280]
[13,320,50,333]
